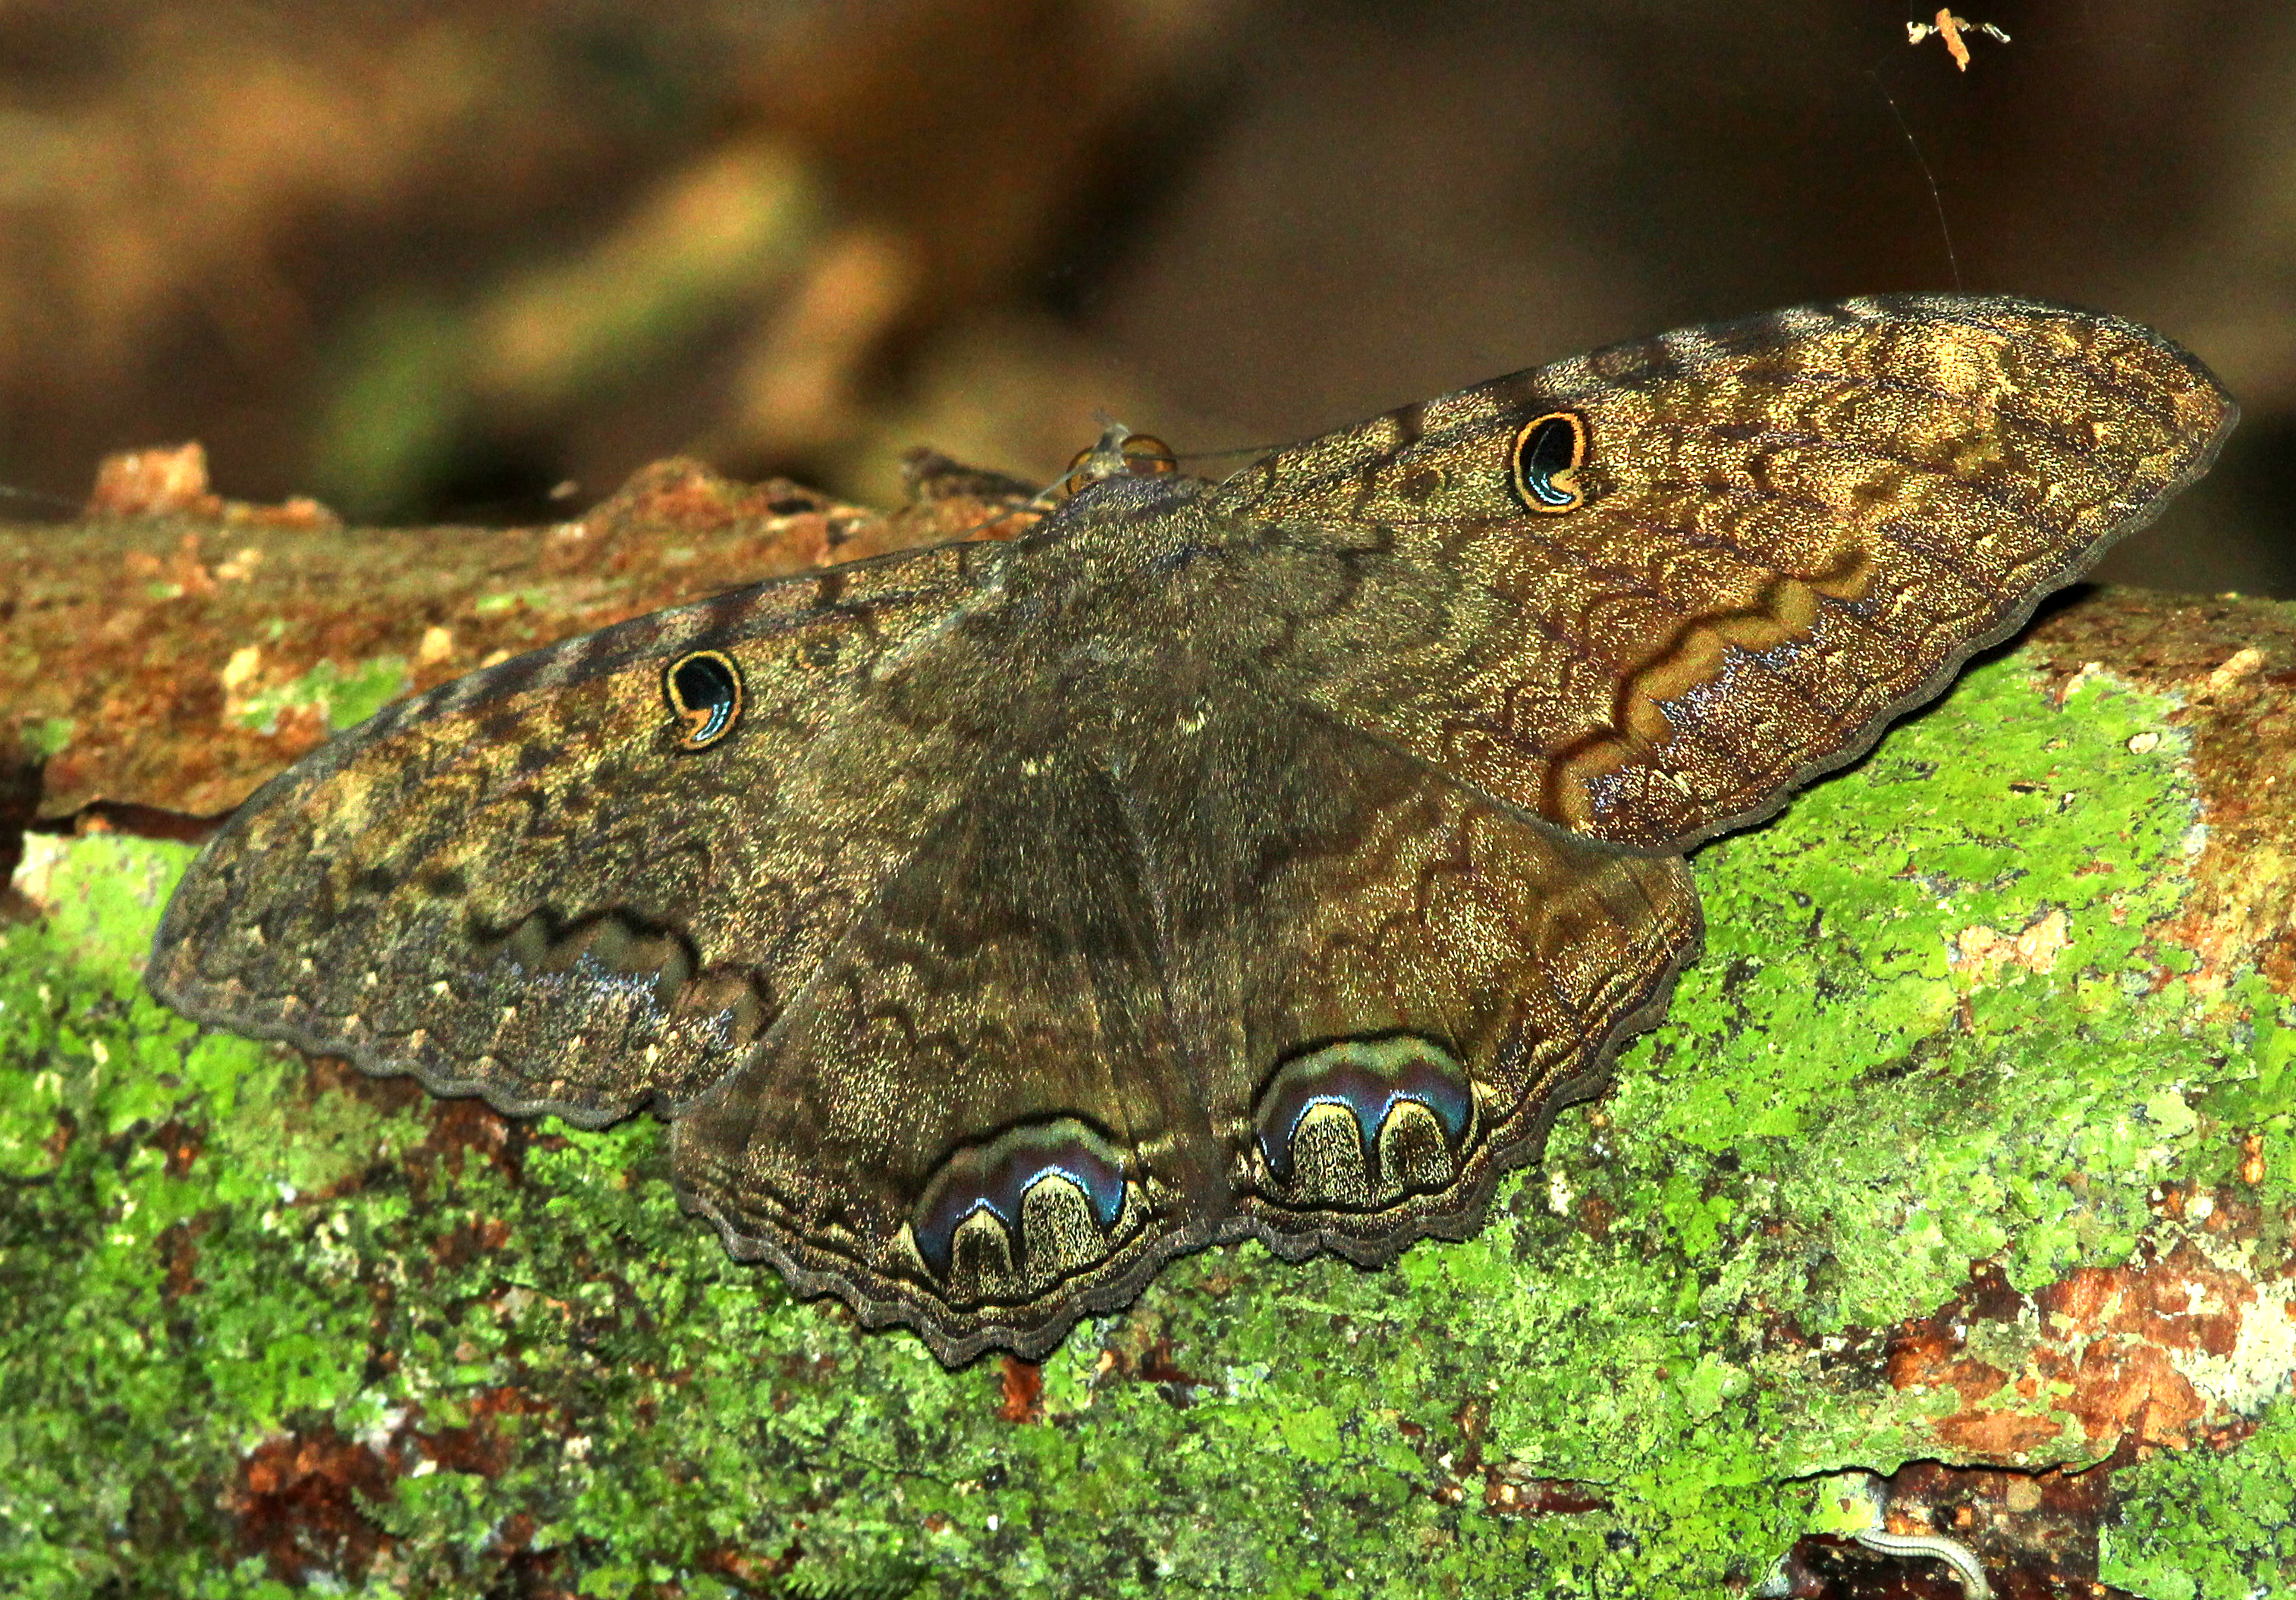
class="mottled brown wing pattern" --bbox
[670,694,1696,1361]
[1220,295,2235,849]
[1187,708,1699,1261]
[146,293,2232,1366]
[149,540,1003,1123]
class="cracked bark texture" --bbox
[3,453,2292,1599]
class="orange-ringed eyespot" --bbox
[665,650,743,751]
[1510,410,1588,513]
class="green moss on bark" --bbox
[2100,1392,2296,1598]
[2,648,2290,1597]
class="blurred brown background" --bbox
[0,0,2288,594]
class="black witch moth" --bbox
[148,295,2232,1364]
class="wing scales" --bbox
[147,293,2232,1364]
[149,540,1002,1122]
[1220,295,2235,848]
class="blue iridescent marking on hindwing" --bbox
[912,1125,1127,1280]
[1256,1039,1474,1184]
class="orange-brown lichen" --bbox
[1878,1225,2290,1467]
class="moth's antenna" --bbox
[1185,441,1283,465]
[1870,64,1964,293]
[1192,441,1282,488]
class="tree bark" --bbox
[3,456,2291,1598]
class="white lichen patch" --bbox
[9,832,70,915]
[1547,1170,1575,1216]
[2169,1230,2296,1417]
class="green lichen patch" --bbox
[470,586,561,618]
[1680,656,2213,1313]
[0,653,2286,1598]
[2102,1392,2296,1598]
[230,656,412,736]
[1469,659,2228,1476]
[19,716,74,759]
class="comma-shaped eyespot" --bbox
[1509,410,1588,514]
[1253,1036,1478,1212]
[906,1119,1135,1307]
[664,650,744,751]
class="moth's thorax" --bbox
[1012,469,1220,566]
[980,471,1288,692]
